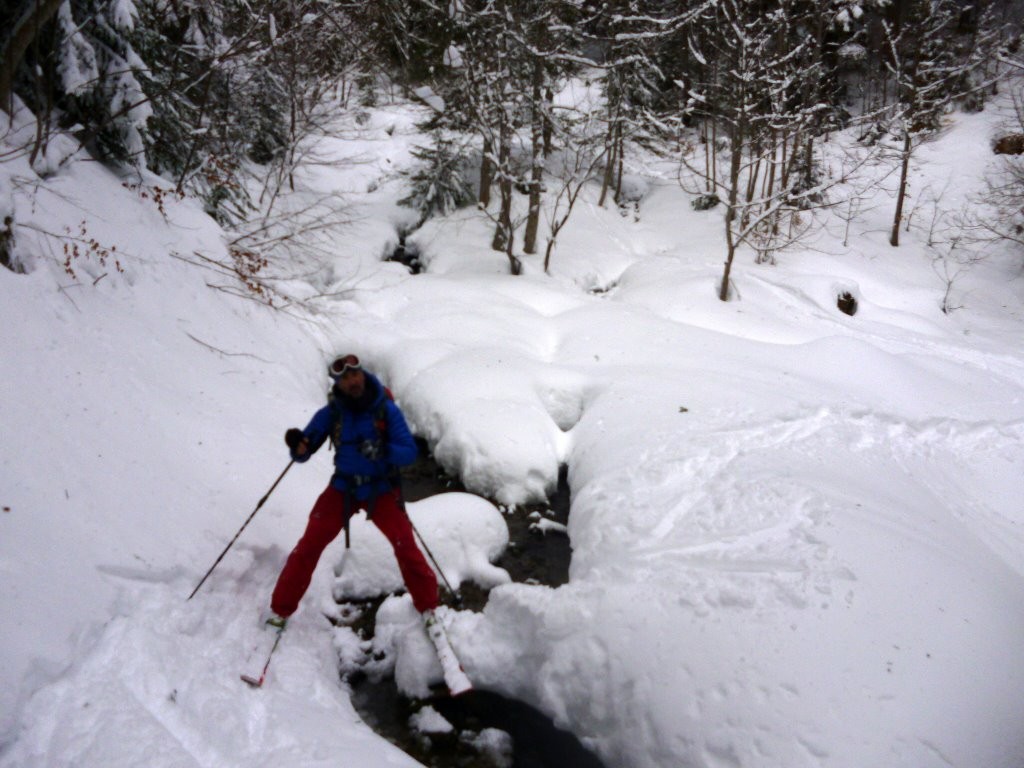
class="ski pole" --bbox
[394,480,462,606]
[409,517,462,608]
[187,460,294,600]
[345,493,352,549]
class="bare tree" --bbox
[543,114,609,272]
[684,0,845,300]
[969,83,1024,259]
[879,0,1001,246]
[923,201,986,315]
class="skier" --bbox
[265,354,439,628]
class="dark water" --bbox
[338,445,606,768]
[400,446,572,595]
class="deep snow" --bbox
[2,79,1024,768]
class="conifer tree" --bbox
[3,0,150,168]
[401,131,474,227]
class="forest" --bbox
[3,0,1024,301]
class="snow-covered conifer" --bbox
[401,132,475,226]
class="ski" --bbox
[423,610,473,696]
[241,624,285,688]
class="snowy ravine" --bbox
[3,91,1024,768]
[331,263,1024,768]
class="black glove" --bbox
[285,428,305,451]
[359,438,385,461]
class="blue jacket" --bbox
[291,373,418,500]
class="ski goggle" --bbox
[328,354,361,379]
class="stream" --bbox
[336,442,606,768]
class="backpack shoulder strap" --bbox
[375,390,403,487]
[327,392,343,450]
[374,388,393,438]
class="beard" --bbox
[337,376,376,411]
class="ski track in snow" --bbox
[575,409,1024,589]
[0,556,421,768]
[458,405,1024,767]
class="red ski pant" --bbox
[271,485,439,616]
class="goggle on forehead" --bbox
[328,354,361,378]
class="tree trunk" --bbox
[491,173,512,252]
[542,86,554,155]
[710,118,718,189]
[28,45,53,168]
[597,109,616,207]
[0,0,66,113]
[764,129,777,210]
[479,138,493,208]
[719,132,743,302]
[523,160,542,253]
[505,227,521,275]
[523,58,544,255]
[614,123,625,203]
[703,120,712,192]
[746,144,760,207]
[720,227,739,301]
[890,129,912,247]
[491,123,512,253]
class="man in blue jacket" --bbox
[267,354,439,626]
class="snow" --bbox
[412,86,445,113]
[56,4,100,97]
[529,513,567,537]
[107,0,138,32]
[3,77,1024,768]
[332,493,511,601]
[409,705,453,735]
[463,728,514,767]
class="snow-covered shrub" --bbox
[400,134,474,226]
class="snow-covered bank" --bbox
[1,492,507,768]
[0,115,323,745]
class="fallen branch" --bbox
[184,332,271,363]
